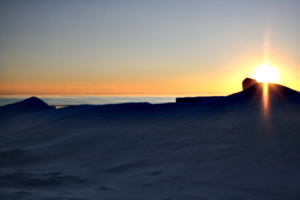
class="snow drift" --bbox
[1,83,300,200]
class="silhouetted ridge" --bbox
[177,83,300,104]
[0,96,54,114]
[228,82,300,103]
[176,96,224,103]
[227,83,262,101]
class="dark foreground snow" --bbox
[1,83,300,200]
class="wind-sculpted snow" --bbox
[1,85,300,200]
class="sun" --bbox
[253,63,279,83]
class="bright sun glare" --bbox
[253,63,279,83]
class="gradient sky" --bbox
[1,0,300,94]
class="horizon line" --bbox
[0,92,229,96]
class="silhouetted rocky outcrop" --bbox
[242,78,258,90]
[177,82,300,105]
[228,82,300,103]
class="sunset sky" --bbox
[1,0,300,95]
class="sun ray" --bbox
[262,82,269,120]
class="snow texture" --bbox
[1,83,300,200]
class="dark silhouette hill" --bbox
[228,82,300,103]
[0,96,54,115]
[177,83,300,105]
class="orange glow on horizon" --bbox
[0,81,229,96]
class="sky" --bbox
[1,0,300,95]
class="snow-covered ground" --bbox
[1,83,300,200]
